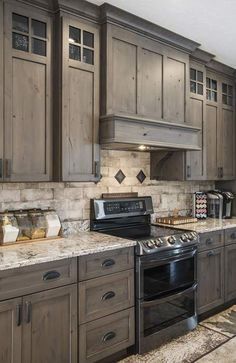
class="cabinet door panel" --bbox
[197,247,224,314]
[68,67,94,176]
[112,38,137,114]
[138,48,163,119]
[205,104,218,179]
[222,108,235,179]
[61,17,100,181]
[22,285,77,363]
[0,298,22,363]
[0,1,3,181]
[225,244,236,302]
[186,97,205,179]
[164,57,186,123]
[4,4,52,182]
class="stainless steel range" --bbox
[90,196,198,354]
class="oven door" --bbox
[136,246,197,300]
[136,283,197,352]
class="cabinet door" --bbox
[186,62,206,180]
[219,78,235,180]
[0,0,3,181]
[4,3,52,181]
[0,297,22,363]
[197,247,224,314]
[22,285,77,363]
[61,16,100,182]
[225,244,236,302]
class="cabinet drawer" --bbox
[79,270,134,323]
[78,247,134,281]
[198,231,223,252]
[79,308,135,363]
[0,258,77,301]
[225,228,236,245]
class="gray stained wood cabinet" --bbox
[151,63,236,181]
[54,14,100,182]
[101,23,190,124]
[225,228,236,302]
[2,1,52,182]
[0,259,78,363]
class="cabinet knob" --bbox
[16,304,22,327]
[25,301,31,324]
[231,232,236,239]
[101,259,115,268]
[0,159,3,179]
[43,270,61,281]
[102,291,116,301]
[102,331,116,343]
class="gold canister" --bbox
[14,210,31,241]
[28,209,46,239]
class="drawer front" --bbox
[0,258,77,301]
[78,247,134,281]
[79,308,135,363]
[198,231,223,252]
[79,270,134,323]
[225,228,236,245]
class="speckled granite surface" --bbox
[155,217,236,233]
[0,232,136,271]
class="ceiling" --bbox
[89,0,236,68]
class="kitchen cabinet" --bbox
[197,246,224,314]
[2,1,52,181]
[54,14,100,182]
[78,248,135,363]
[0,297,22,363]
[0,259,77,363]
[22,285,77,363]
[225,228,236,302]
[101,23,190,124]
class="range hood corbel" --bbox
[100,114,201,151]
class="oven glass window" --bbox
[143,256,194,299]
[142,288,195,336]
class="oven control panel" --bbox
[138,231,198,254]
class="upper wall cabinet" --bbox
[2,1,52,181]
[101,24,190,124]
[54,14,100,182]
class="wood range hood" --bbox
[100,114,201,152]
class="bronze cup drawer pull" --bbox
[102,291,116,301]
[43,270,61,281]
[102,331,116,343]
[101,259,115,268]
[207,251,215,257]
[230,232,236,239]
[206,238,213,245]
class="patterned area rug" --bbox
[119,305,236,363]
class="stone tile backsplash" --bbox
[0,150,214,231]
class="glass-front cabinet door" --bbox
[59,16,100,182]
[3,2,52,181]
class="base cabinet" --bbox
[225,243,236,302]
[22,285,77,363]
[0,298,22,363]
[197,247,224,314]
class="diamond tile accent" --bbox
[115,169,126,184]
[136,170,146,184]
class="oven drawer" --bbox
[225,228,236,245]
[79,270,134,323]
[0,258,77,301]
[198,231,223,252]
[78,247,134,281]
[79,308,135,363]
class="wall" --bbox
[0,150,214,232]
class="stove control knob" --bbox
[187,233,194,241]
[168,236,176,245]
[181,234,188,242]
[155,238,163,247]
[146,241,155,249]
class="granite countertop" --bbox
[0,232,136,271]
[156,217,236,234]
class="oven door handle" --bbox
[142,283,197,307]
[140,249,197,269]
